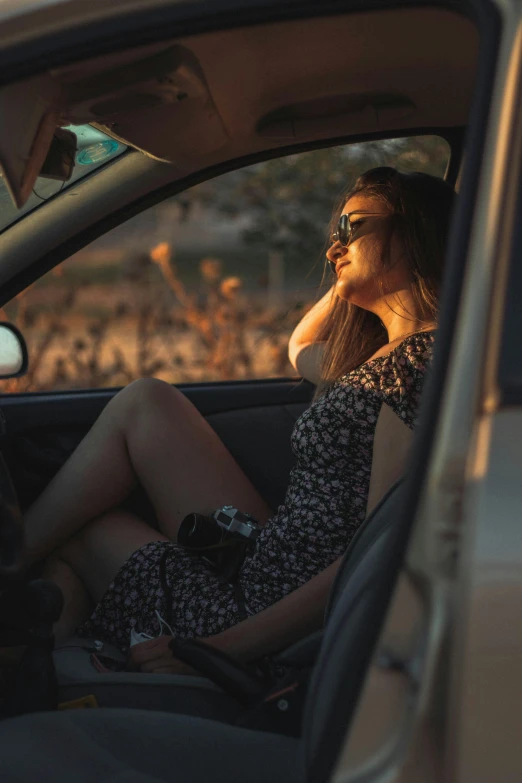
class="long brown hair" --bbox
[317,166,455,387]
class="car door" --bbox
[0,379,313,519]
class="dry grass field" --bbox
[0,243,311,393]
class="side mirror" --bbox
[0,323,28,379]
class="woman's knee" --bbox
[59,509,164,563]
[110,377,185,427]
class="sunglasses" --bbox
[331,211,388,248]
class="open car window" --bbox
[0,125,127,234]
[0,134,450,392]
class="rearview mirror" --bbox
[0,323,28,379]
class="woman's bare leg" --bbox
[43,510,169,639]
[41,555,93,642]
[23,378,273,565]
[58,509,170,604]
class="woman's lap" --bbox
[76,541,244,651]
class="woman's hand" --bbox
[128,635,198,675]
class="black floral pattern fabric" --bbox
[77,331,435,652]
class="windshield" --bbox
[0,125,127,234]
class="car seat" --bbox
[0,479,410,783]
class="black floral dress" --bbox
[77,331,435,651]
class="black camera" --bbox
[177,506,262,580]
[177,505,261,550]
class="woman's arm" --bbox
[130,556,342,673]
[366,403,413,516]
[288,286,335,384]
[212,556,341,660]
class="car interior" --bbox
[0,3,483,781]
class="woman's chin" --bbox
[335,278,354,302]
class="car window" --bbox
[0,125,127,234]
[0,134,449,393]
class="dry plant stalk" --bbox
[0,241,307,392]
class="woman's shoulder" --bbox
[365,329,435,425]
[345,329,434,395]
[353,329,435,375]
[392,329,436,371]
[334,329,435,391]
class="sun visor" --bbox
[0,76,65,208]
[60,44,229,163]
[0,44,228,208]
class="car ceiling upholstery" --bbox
[0,7,478,292]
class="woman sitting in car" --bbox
[21,166,454,673]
